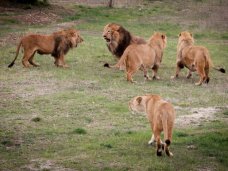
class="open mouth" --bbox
[104,37,111,43]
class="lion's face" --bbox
[129,96,145,114]
[102,23,121,45]
[178,31,194,44]
[67,29,83,47]
[149,32,167,49]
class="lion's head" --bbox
[52,29,83,58]
[178,31,194,45]
[102,23,132,58]
[129,96,146,114]
[148,32,167,49]
[63,29,83,48]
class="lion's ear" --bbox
[136,97,142,104]
[179,33,181,37]
[190,32,193,37]
[161,34,166,39]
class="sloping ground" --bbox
[49,0,143,7]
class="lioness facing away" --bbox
[108,32,167,83]
[129,94,175,157]
[8,28,83,68]
[171,31,225,85]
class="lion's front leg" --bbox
[54,57,62,67]
[55,55,69,68]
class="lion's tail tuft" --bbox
[8,61,15,68]
[219,68,226,73]
[104,63,110,68]
[8,41,22,68]
[213,67,226,73]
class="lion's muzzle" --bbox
[103,35,111,43]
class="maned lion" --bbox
[114,32,167,83]
[8,28,83,68]
[171,31,225,85]
[103,23,146,69]
[129,94,175,157]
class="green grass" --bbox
[0,1,228,170]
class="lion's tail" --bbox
[162,104,174,157]
[104,53,127,70]
[204,50,226,73]
[103,62,118,68]
[8,41,22,68]
[212,66,226,73]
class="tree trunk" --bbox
[108,0,113,8]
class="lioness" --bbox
[129,94,175,157]
[103,23,146,69]
[115,32,166,83]
[171,31,225,85]
[8,28,83,68]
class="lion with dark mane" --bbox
[103,23,146,69]
[8,28,83,68]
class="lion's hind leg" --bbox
[204,67,210,84]
[28,51,40,67]
[186,70,192,79]
[126,70,137,83]
[164,139,173,157]
[22,49,35,68]
[152,65,160,80]
[153,130,163,156]
[148,134,155,145]
[126,63,138,83]
[195,65,206,86]
[171,61,184,79]
[140,65,151,81]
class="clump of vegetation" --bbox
[100,143,113,148]
[1,139,13,147]
[31,117,41,122]
[73,128,87,135]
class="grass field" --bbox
[0,0,228,170]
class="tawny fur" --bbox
[129,94,175,157]
[8,28,83,68]
[171,31,225,85]
[113,32,167,83]
[102,23,146,69]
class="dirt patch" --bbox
[22,159,75,171]
[175,107,225,128]
[49,0,143,7]
[0,4,73,24]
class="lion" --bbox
[171,31,225,85]
[114,32,167,83]
[103,23,146,69]
[129,94,175,157]
[8,28,83,68]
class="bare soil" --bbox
[175,106,228,128]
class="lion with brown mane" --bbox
[112,32,167,83]
[171,31,225,85]
[8,28,83,68]
[103,23,146,69]
[129,94,175,157]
